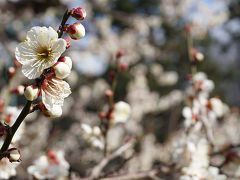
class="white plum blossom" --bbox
[0,141,19,179]
[41,77,71,113]
[15,26,66,79]
[111,101,131,124]
[27,150,69,180]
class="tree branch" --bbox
[0,100,32,159]
[90,138,136,179]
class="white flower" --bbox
[111,101,131,124]
[27,150,69,180]
[15,26,66,79]
[0,141,19,179]
[41,77,71,112]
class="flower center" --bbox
[37,47,52,60]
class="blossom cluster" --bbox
[16,9,86,118]
[182,72,228,129]
[176,71,229,179]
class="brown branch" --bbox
[0,9,71,160]
[57,9,71,38]
[211,144,240,156]
[89,138,136,179]
[0,100,32,159]
[100,162,175,180]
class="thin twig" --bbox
[58,9,71,38]
[90,138,136,179]
[0,100,32,159]
[0,9,71,160]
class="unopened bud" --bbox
[24,85,39,101]
[8,67,16,79]
[190,48,204,62]
[195,52,204,62]
[53,62,71,79]
[98,112,106,119]
[67,22,85,40]
[47,150,59,164]
[70,7,86,20]
[8,148,21,162]
[119,63,128,71]
[58,56,72,70]
[11,85,25,95]
[105,89,113,97]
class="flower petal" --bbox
[42,78,71,111]
[26,26,58,48]
[15,42,37,65]
[51,39,67,56]
[22,63,44,79]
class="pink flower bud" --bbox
[11,85,25,95]
[47,150,59,165]
[8,67,16,79]
[53,62,71,79]
[105,89,113,97]
[58,56,72,70]
[70,7,86,20]
[67,22,85,40]
[119,63,128,71]
[24,85,39,101]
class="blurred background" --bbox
[0,0,240,179]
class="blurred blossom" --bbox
[158,71,178,86]
[80,123,104,149]
[0,141,19,179]
[161,0,229,38]
[27,150,70,180]
[111,101,131,125]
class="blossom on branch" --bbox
[41,77,71,115]
[15,26,66,79]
